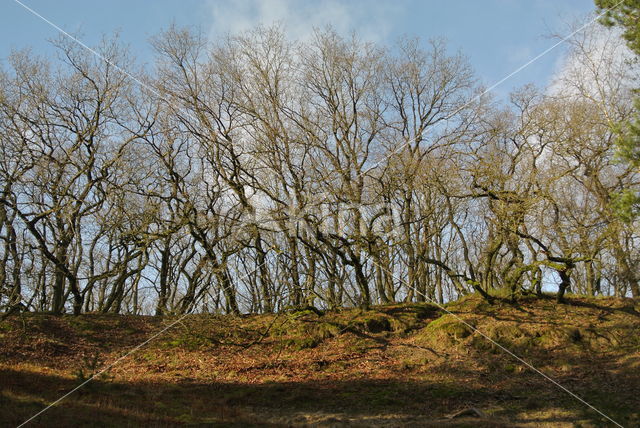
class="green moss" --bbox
[469,324,534,353]
[307,321,343,339]
[423,314,473,340]
[68,318,97,332]
[444,294,491,313]
[490,324,530,343]
[283,336,320,350]
[347,314,392,334]
[361,315,392,333]
[384,306,435,333]
[344,337,376,354]
[162,334,212,350]
[535,328,585,349]
[268,321,291,338]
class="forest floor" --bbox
[1,294,639,427]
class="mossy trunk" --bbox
[556,268,572,303]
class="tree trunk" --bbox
[255,235,272,313]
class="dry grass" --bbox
[1,295,639,427]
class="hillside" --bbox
[1,295,639,427]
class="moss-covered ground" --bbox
[1,294,638,426]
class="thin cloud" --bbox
[206,0,402,41]
[548,21,638,106]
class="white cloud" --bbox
[547,21,638,109]
[206,0,401,42]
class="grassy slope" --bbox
[1,295,639,427]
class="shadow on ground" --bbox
[1,296,639,427]
[0,364,633,427]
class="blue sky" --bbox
[1,0,596,100]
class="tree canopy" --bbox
[0,24,638,315]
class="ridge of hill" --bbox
[1,295,639,427]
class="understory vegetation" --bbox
[1,295,638,426]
